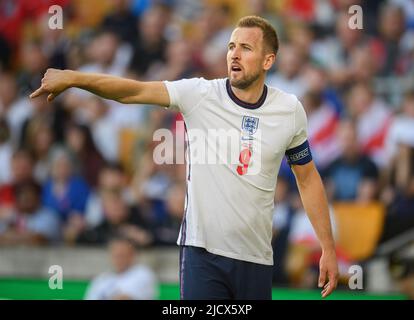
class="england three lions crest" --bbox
[242,116,259,135]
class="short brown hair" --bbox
[236,15,279,55]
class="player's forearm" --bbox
[70,71,143,104]
[31,68,169,106]
[297,170,336,251]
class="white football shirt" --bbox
[85,265,158,300]
[164,78,309,265]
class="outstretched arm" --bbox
[291,160,339,298]
[30,68,170,107]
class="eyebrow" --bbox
[228,42,253,49]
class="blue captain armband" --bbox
[285,140,313,165]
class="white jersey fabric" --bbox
[84,265,158,300]
[164,78,308,265]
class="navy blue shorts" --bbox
[179,245,273,300]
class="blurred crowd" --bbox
[1,0,414,294]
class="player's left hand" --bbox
[318,249,339,298]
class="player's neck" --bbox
[231,78,266,105]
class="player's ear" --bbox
[263,53,276,71]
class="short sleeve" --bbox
[287,99,308,150]
[285,99,312,166]
[163,78,210,115]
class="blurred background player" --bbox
[84,235,158,300]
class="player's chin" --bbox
[229,70,242,79]
[229,73,244,86]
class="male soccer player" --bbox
[31,16,338,300]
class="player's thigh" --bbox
[179,246,232,300]
[233,261,273,300]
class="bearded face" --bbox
[227,27,267,90]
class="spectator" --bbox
[348,45,378,84]
[267,44,307,98]
[0,149,35,214]
[0,180,60,245]
[65,122,105,187]
[371,4,412,76]
[42,146,90,222]
[84,235,158,300]
[152,182,185,246]
[132,148,175,226]
[21,117,55,183]
[19,88,68,149]
[129,4,171,79]
[188,5,225,74]
[36,12,71,70]
[286,22,315,60]
[347,82,393,167]
[380,143,414,242]
[17,41,48,96]
[311,11,367,88]
[0,72,32,143]
[324,120,379,202]
[0,119,12,184]
[385,91,414,164]
[85,163,130,228]
[302,90,341,170]
[81,96,119,162]
[101,0,139,45]
[77,190,152,247]
[302,64,345,115]
[76,30,125,77]
[147,38,196,81]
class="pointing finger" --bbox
[30,86,46,99]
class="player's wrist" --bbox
[66,70,82,89]
[321,243,336,253]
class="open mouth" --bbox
[231,65,242,72]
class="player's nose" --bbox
[230,47,241,60]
